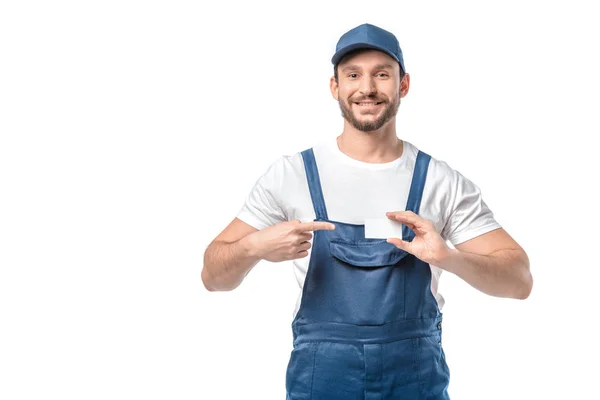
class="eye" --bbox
[377,72,389,78]
[348,73,358,79]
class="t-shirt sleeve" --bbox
[236,157,287,230]
[440,165,502,246]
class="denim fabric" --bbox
[285,148,450,400]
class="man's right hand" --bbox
[247,220,336,262]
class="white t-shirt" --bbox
[237,137,502,319]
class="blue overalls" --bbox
[285,148,451,400]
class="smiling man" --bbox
[335,55,404,132]
[202,23,532,399]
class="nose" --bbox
[358,75,377,97]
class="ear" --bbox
[399,73,410,99]
[330,76,339,100]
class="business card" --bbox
[364,218,405,239]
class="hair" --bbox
[334,50,406,83]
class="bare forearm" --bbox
[202,235,261,292]
[437,248,532,299]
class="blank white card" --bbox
[364,218,405,239]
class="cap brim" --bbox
[331,43,400,66]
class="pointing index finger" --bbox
[297,221,336,232]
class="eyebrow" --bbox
[341,65,361,72]
[341,63,395,72]
[374,63,395,70]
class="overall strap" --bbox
[301,148,329,220]
[403,150,432,240]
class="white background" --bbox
[1,0,598,399]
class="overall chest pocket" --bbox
[329,239,409,268]
[326,239,410,324]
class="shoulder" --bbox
[406,142,458,188]
[401,140,420,166]
[259,138,343,183]
[409,143,456,210]
[259,150,304,181]
[409,143,467,218]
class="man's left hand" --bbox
[385,211,452,266]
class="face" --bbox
[331,49,410,132]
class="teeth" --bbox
[357,102,379,106]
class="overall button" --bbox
[437,322,442,330]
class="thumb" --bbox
[386,237,409,251]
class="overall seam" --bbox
[363,344,367,400]
[308,342,319,399]
[413,338,422,400]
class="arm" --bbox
[202,218,261,292]
[386,211,533,300]
[438,228,532,299]
[202,218,336,292]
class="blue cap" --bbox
[331,23,405,73]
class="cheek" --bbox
[338,89,353,103]
[380,82,399,97]
[338,82,359,97]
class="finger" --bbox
[386,237,411,252]
[296,232,313,243]
[386,210,419,223]
[295,239,312,247]
[297,221,336,232]
[385,212,416,230]
[385,211,424,229]
[386,210,419,219]
[297,241,312,251]
[295,250,309,259]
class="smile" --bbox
[354,102,383,106]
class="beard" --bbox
[338,95,400,132]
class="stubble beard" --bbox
[338,95,400,132]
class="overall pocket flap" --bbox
[329,239,410,268]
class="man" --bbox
[202,23,532,399]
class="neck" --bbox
[337,119,403,163]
